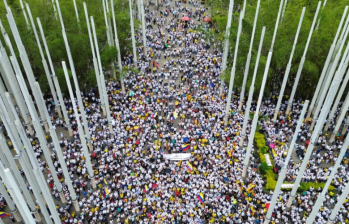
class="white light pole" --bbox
[239,27,266,147]
[309,17,349,131]
[324,67,349,131]
[62,61,96,189]
[129,0,138,66]
[273,7,306,122]
[280,0,287,23]
[306,7,348,122]
[224,9,244,127]
[111,0,126,94]
[0,22,32,134]
[285,2,322,117]
[19,0,30,29]
[287,78,340,209]
[327,179,349,224]
[329,89,349,143]
[34,82,80,211]
[37,18,71,132]
[25,3,61,118]
[238,0,260,111]
[315,0,327,30]
[0,134,38,221]
[83,2,105,115]
[140,0,147,53]
[219,0,234,95]
[91,16,114,133]
[265,100,309,224]
[3,168,36,224]
[55,0,93,150]
[242,50,272,178]
[0,176,21,222]
[307,123,349,223]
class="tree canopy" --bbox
[207,0,349,99]
[0,0,138,94]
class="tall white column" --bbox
[0,101,43,222]
[19,0,30,29]
[0,134,38,217]
[306,7,348,122]
[137,0,141,20]
[25,3,61,118]
[239,27,266,147]
[15,72,64,196]
[287,78,340,209]
[111,0,126,94]
[62,61,96,189]
[3,169,36,224]
[91,16,114,134]
[224,10,244,127]
[324,67,349,131]
[315,0,327,30]
[273,7,306,122]
[219,0,234,95]
[264,100,309,224]
[0,177,21,222]
[285,1,322,116]
[129,0,138,66]
[309,20,349,131]
[280,0,287,23]
[55,0,93,150]
[329,89,349,143]
[37,18,72,131]
[307,131,349,223]
[327,179,349,224]
[0,25,31,130]
[11,121,54,224]
[238,0,260,111]
[34,82,80,211]
[140,0,147,53]
[242,50,272,179]
[83,2,105,114]
[73,0,80,23]
[102,0,113,46]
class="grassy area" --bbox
[255,132,334,192]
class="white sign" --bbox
[163,153,192,161]
[264,154,272,166]
[281,184,294,189]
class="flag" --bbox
[266,201,271,210]
[172,111,178,121]
[249,206,254,215]
[246,184,256,192]
[0,212,8,218]
[144,185,148,193]
[181,144,190,152]
[186,162,193,172]
[177,160,182,167]
[197,193,204,203]
[104,178,108,185]
[103,188,109,197]
[151,112,157,118]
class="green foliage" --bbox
[0,0,134,95]
[209,0,349,98]
[101,46,118,68]
[55,67,72,94]
[254,132,336,192]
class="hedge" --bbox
[254,133,335,192]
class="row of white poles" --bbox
[217,0,349,223]
[0,0,142,222]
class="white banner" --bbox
[264,154,272,166]
[163,153,192,161]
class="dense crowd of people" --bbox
[1,0,349,223]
